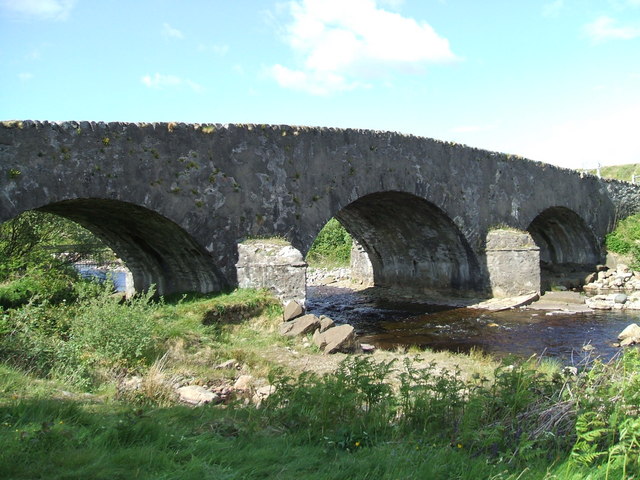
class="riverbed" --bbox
[307,285,640,363]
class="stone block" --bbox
[177,385,220,406]
[313,324,358,354]
[236,241,307,306]
[280,314,320,337]
[283,300,304,322]
[486,229,540,297]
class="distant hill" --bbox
[584,163,640,183]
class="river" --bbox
[307,286,640,363]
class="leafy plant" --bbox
[605,213,640,267]
[306,218,352,268]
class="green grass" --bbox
[588,163,640,267]
[3,351,640,479]
[2,287,640,479]
[306,218,352,268]
[586,163,640,182]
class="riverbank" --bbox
[2,288,640,479]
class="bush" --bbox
[606,213,640,267]
[0,267,86,309]
[306,218,352,267]
[0,286,162,387]
[69,288,161,371]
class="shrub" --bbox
[0,286,162,387]
[606,213,640,267]
[306,218,352,267]
[0,267,85,309]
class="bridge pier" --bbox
[485,229,541,297]
[236,240,307,306]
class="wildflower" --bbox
[457,443,463,449]
[355,441,361,447]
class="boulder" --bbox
[283,300,304,322]
[312,329,328,350]
[215,359,240,370]
[360,343,376,353]
[315,324,358,354]
[279,314,320,337]
[233,374,254,393]
[614,293,628,304]
[617,264,631,274]
[252,385,276,408]
[319,315,335,332]
[584,272,597,284]
[588,299,612,310]
[618,323,640,344]
[177,385,220,406]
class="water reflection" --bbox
[307,286,640,363]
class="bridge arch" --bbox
[315,191,483,296]
[527,206,602,289]
[30,198,227,296]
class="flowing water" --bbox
[307,286,640,363]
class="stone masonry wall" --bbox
[486,229,541,297]
[236,241,307,306]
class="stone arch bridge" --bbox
[1,121,639,300]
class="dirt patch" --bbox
[261,341,498,382]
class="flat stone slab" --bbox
[472,292,540,312]
[177,385,220,406]
[280,314,320,337]
[527,291,593,313]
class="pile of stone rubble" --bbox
[583,264,640,310]
[306,267,352,286]
[118,359,277,408]
[279,300,370,354]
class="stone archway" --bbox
[332,191,483,297]
[527,206,602,290]
[39,198,227,296]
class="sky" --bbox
[1,0,639,170]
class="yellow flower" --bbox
[355,441,361,447]
[457,443,463,449]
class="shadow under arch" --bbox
[527,206,602,290]
[332,191,483,297]
[38,198,227,296]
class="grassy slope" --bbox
[585,163,640,182]
[2,288,639,479]
[588,163,640,266]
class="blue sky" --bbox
[1,0,639,169]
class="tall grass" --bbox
[3,350,640,479]
[2,287,640,478]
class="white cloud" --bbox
[520,103,640,169]
[18,72,34,81]
[197,43,229,56]
[0,0,75,20]
[378,0,404,9]
[584,16,640,42]
[270,64,364,95]
[141,73,203,93]
[162,23,183,39]
[270,0,457,95]
[542,0,564,18]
